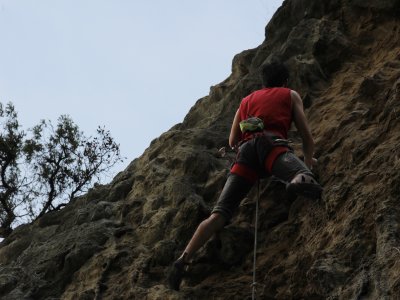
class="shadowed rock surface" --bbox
[1,0,400,299]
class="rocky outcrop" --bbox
[1,0,400,299]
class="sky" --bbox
[0,0,284,182]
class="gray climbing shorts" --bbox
[271,151,314,182]
[211,151,314,221]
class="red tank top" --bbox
[239,87,292,140]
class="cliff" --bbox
[1,0,400,299]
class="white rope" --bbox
[252,180,260,300]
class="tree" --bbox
[0,103,24,237]
[0,102,123,238]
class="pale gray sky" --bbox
[0,0,283,180]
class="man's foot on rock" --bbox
[167,256,188,291]
[286,173,323,199]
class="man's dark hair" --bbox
[261,62,289,87]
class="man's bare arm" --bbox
[229,109,241,149]
[291,90,315,169]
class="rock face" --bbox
[1,0,400,299]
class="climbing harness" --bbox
[251,180,260,300]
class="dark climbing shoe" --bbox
[167,257,187,291]
[286,173,323,200]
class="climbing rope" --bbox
[251,180,260,300]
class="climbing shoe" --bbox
[167,256,188,291]
[286,173,323,199]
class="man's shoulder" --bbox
[290,90,302,101]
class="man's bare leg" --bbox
[179,212,226,262]
[168,174,254,290]
[168,213,226,290]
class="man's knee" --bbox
[271,151,312,182]
[204,213,226,230]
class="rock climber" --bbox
[168,61,322,291]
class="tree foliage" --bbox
[0,102,123,238]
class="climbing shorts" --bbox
[211,173,253,221]
[212,138,318,221]
[230,134,290,183]
[271,151,314,182]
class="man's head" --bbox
[261,62,289,88]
